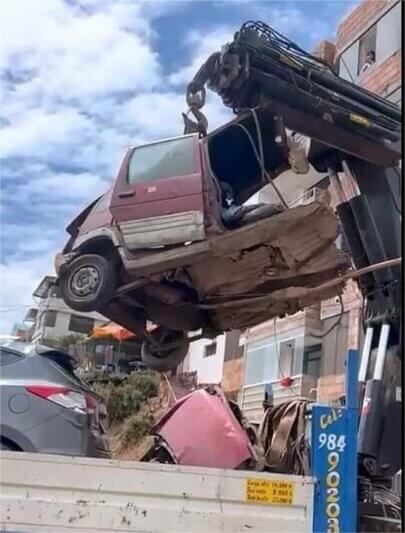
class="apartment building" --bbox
[179,330,243,397]
[179,335,227,385]
[336,0,401,104]
[25,275,108,344]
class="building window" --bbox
[245,345,269,385]
[358,25,377,74]
[204,341,217,358]
[278,340,295,376]
[303,344,323,378]
[68,314,94,335]
[43,310,57,328]
[245,338,296,386]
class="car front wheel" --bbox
[59,254,116,312]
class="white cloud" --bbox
[0,255,54,334]
[1,108,91,160]
[169,27,234,87]
[116,90,231,140]
[0,1,161,102]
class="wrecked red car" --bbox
[141,387,254,469]
[55,108,348,371]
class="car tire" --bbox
[59,254,116,312]
[0,440,14,450]
[141,329,189,372]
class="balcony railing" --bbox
[240,374,318,423]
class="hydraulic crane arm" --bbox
[185,20,401,325]
[185,21,401,168]
[186,20,402,523]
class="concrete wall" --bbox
[221,358,244,395]
[317,374,345,403]
[32,296,107,343]
[182,335,226,385]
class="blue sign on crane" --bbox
[311,350,359,533]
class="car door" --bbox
[110,134,206,249]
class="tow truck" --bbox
[1,20,401,533]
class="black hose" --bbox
[237,21,401,122]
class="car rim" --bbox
[70,266,100,297]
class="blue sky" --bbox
[0,0,358,332]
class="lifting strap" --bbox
[257,398,311,476]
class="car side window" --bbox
[0,348,24,366]
[128,136,197,184]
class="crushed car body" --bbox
[55,107,348,371]
[140,385,311,475]
[146,387,254,469]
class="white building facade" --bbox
[26,276,108,344]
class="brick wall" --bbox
[221,357,244,394]
[317,374,345,403]
[358,49,401,95]
[336,0,395,50]
[347,306,363,350]
[246,307,323,345]
[321,280,363,321]
[312,40,336,66]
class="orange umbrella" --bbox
[91,322,156,341]
[91,324,136,341]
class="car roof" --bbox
[0,339,67,358]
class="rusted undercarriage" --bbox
[112,192,348,336]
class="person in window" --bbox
[360,50,375,74]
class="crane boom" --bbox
[185,20,402,529]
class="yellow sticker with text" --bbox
[246,478,294,505]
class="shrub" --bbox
[126,372,159,400]
[107,385,143,422]
[89,370,160,424]
[120,411,154,447]
[91,381,111,400]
